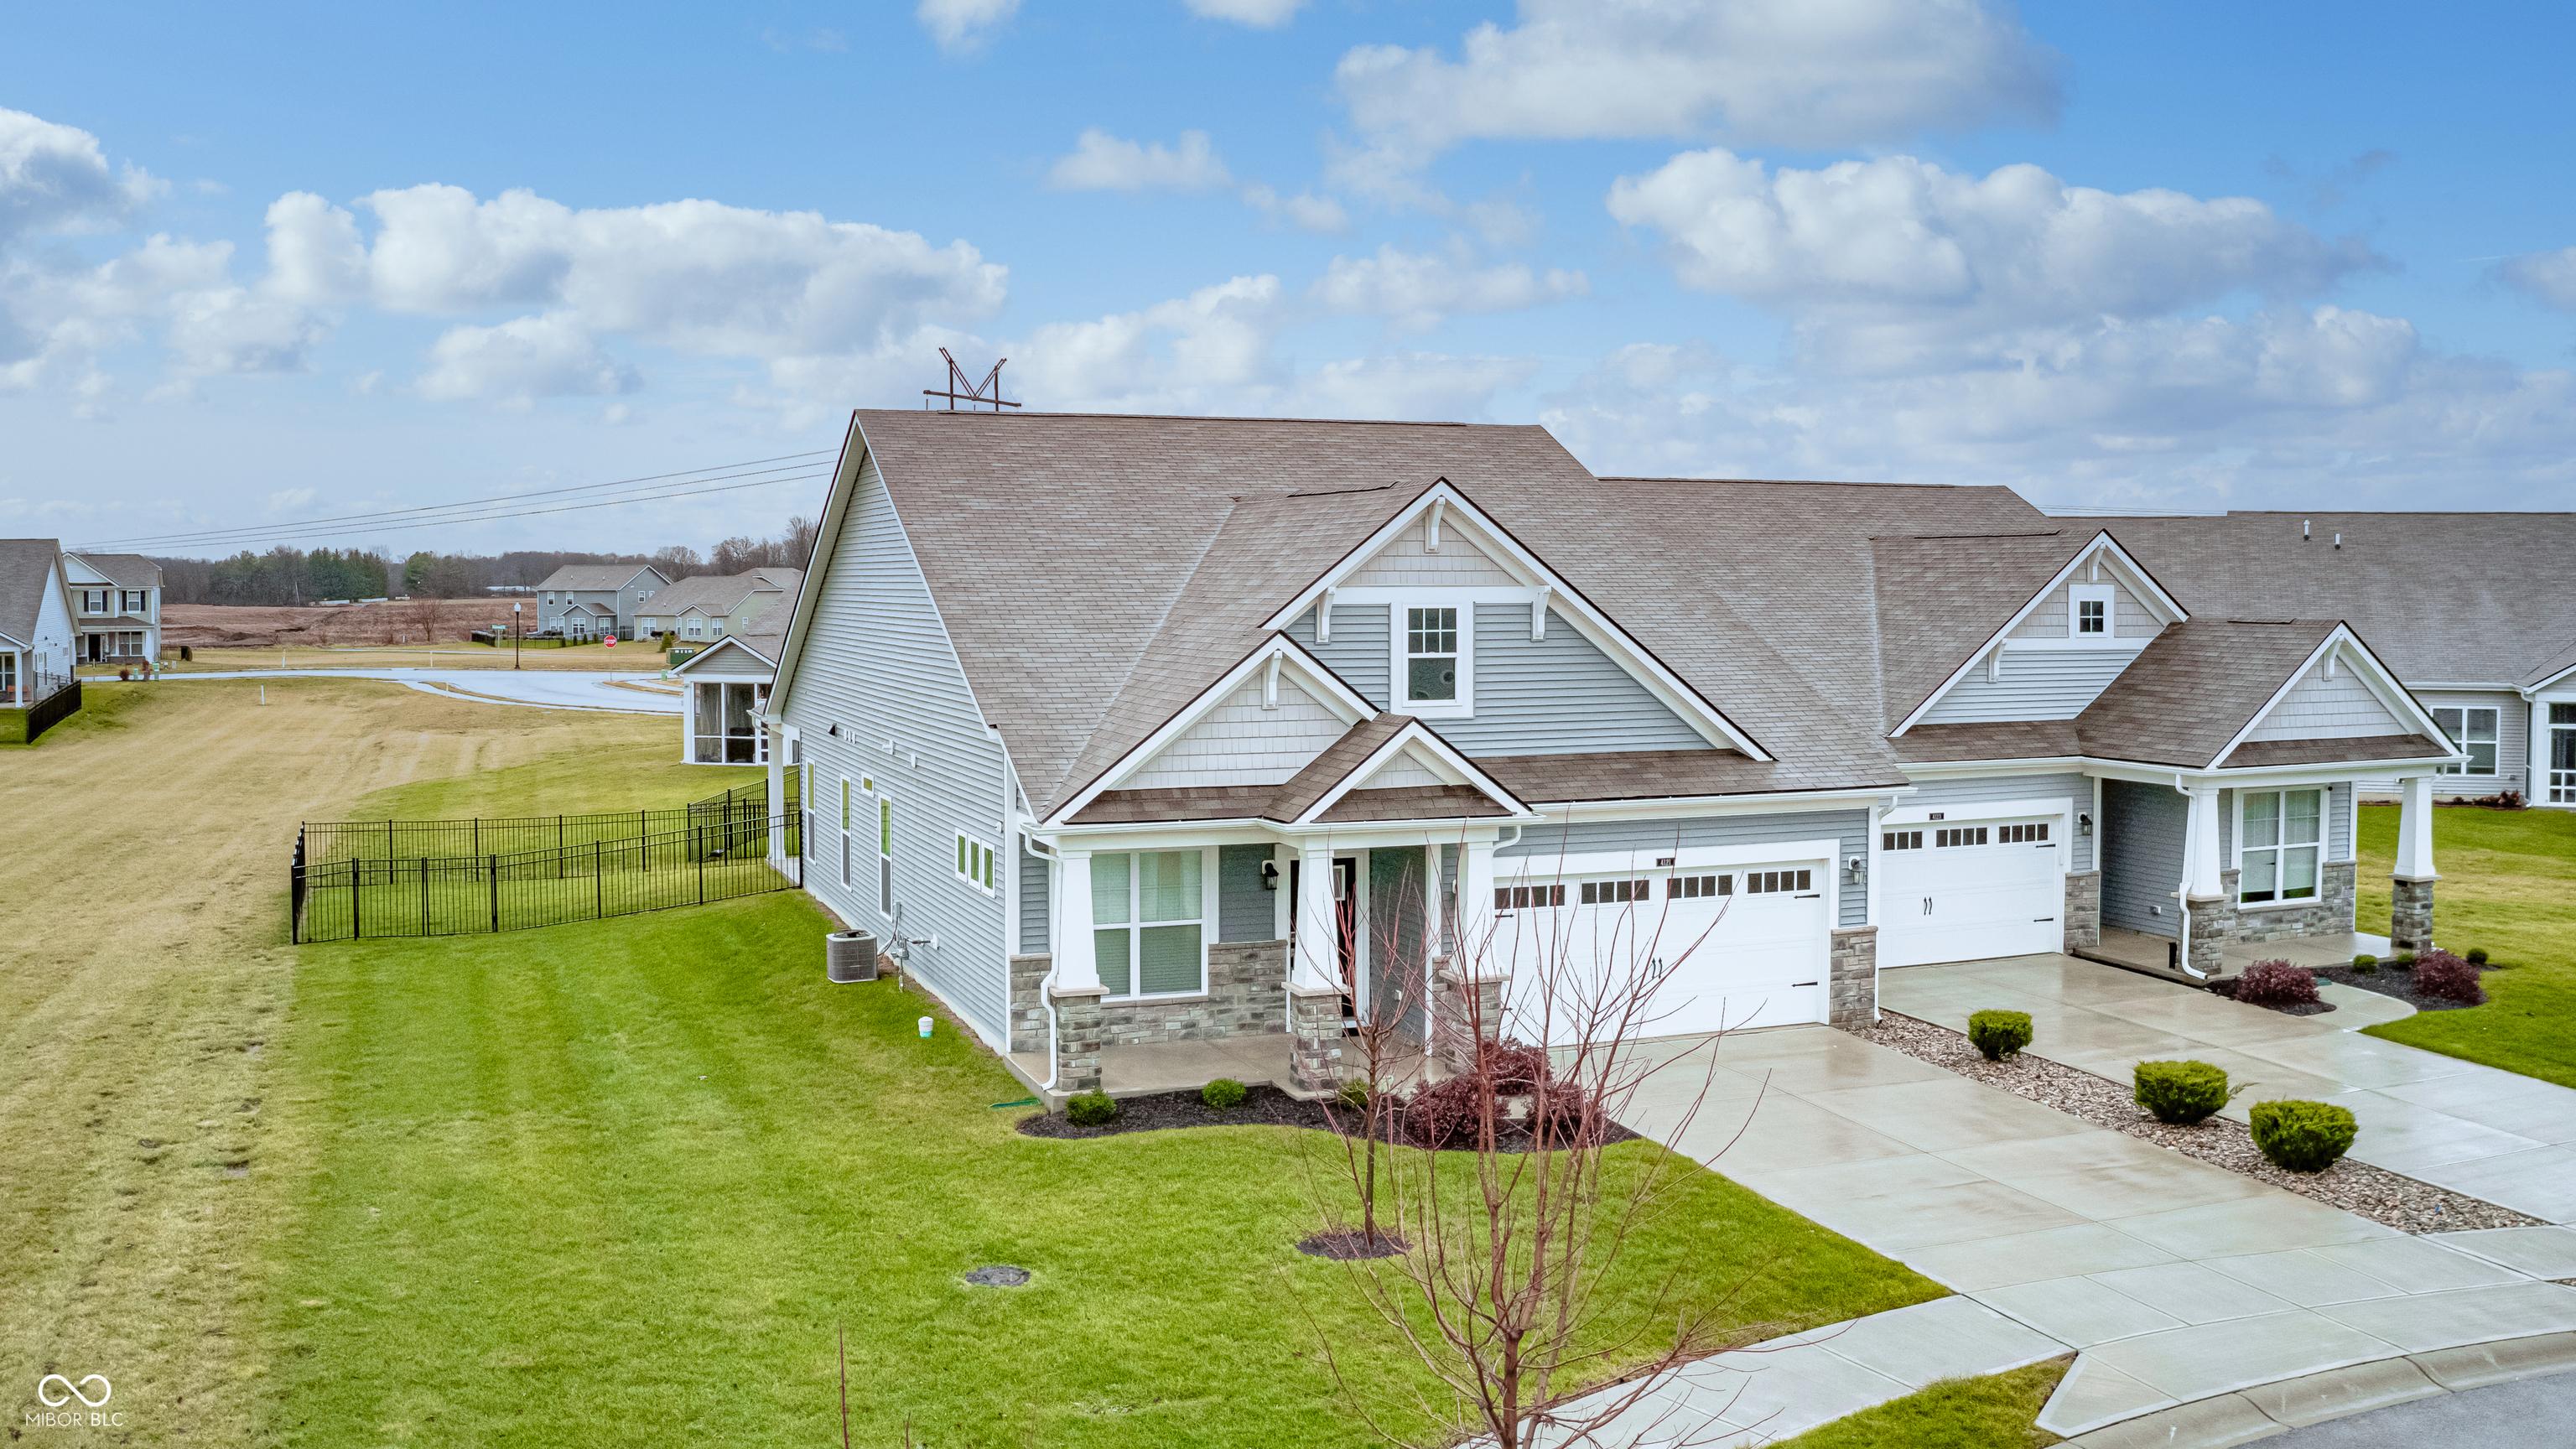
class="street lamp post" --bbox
[512,601,522,670]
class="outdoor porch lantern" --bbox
[1845,854,1866,884]
[2078,811,2094,837]
[1259,860,1280,891]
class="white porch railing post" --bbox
[2393,775,2438,880]
[1457,839,1496,974]
[2182,785,2225,899]
[1291,843,1339,991]
[1055,851,1101,991]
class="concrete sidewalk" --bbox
[1573,1026,2576,1446]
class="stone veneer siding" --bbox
[1008,940,1287,1054]
[1431,966,1504,1075]
[1288,984,1345,1096]
[2062,870,2102,951]
[2228,860,2359,945]
[1827,927,1877,1028]
[2391,876,2435,953]
[1049,985,1105,1095]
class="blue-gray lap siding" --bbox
[1916,648,2142,725]
[1284,603,1711,756]
[783,454,1013,1045]
[1901,772,2096,873]
[1500,811,1870,929]
[1018,843,1050,953]
[1218,844,1276,943]
[2215,783,2355,863]
[2101,779,2185,937]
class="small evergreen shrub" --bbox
[1201,1078,1248,1110]
[1065,1090,1119,1126]
[1334,1078,1372,1113]
[2412,948,2487,1005]
[2234,960,2320,1008]
[2351,953,2379,974]
[2133,1060,2231,1125]
[2390,951,2418,969]
[2249,1099,2358,1172]
[1967,1009,2034,1062]
[2466,947,2490,966]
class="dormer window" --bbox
[2069,583,2115,642]
[1398,603,1472,716]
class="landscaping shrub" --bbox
[2390,951,2417,969]
[1524,1080,1597,1144]
[2133,1060,2231,1125]
[1966,1009,2034,1062]
[2249,1099,2358,1172]
[2234,959,2320,1008]
[1334,1078,1372,1113]
[2350,953,2379,974]
[1483,1039,1554,1094]
[1201,1078,1248,1110]
[1064,1090,1119,1126]
[1404,1074,1496,1150]
[2412,948,2487,1005]
[2466,947,2490,966]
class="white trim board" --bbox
[1893,531,2189,736]
[2212,626,2459,769]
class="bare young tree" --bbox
[413,595,453,644]
[1303,831,1760,1449]
[1313,854,1433,1258]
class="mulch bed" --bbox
[1859,1013,2541,1234]
[1015,1083,1638,1153]
[2205,979,2336,1016]
[2307,962,2496,1013]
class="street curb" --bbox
[2060,1332,2576,1446]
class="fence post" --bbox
[698,828,707,904]
[351,860,363,938]
[595,838,603,919]
[558,814,566,880]
[421,855,430,936]
[489,854,500,932]
[475,817,480,856]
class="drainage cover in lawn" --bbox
[963,1265,1031,1288]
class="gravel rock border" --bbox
[1858,1012,2540,1234]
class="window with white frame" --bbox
[2240,788,2324,904]
[1883,829,1924,850]
[1745,869,1814,894]
[80,589,108,614]
[956,834,995,893]
[1404,605,1462,707]
[2069,583,2115,641]
[2433,706,2499,776]
[683,615,704,639]
[1091,849,1206,998]
[839,777,853,888]
[2552,704,2576,805]
[877,796,896,918]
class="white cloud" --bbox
[1184,0,1304,26]
[417,311,640,405]
[1312,245,1586,330]
[1240,184,1348,234]
[2499,247,2576,311]
[1011,274,1285,412]
[265,486,316,514]
[1335,0,2058,173]
[1288,352,1537,419]
[1046,129,1233,192]
[917,0,1018,53]
[0,106,160,243]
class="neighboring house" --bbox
[761,412,2465,1104]
[61,551,162,663]
[532,564,669,639]
[0,538,79,715]
[2067,512,2576,810]
[669,627,782,764]
[633,568,800,643]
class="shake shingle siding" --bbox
[1918,648,2142,725]
[2101,780,2185,936]
[786,454,1011,1045]
[1903,772,2095,873]
[1499,811,1868,929]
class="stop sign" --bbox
[603,634,618,648]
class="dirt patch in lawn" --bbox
[1017,1083,1639,1152]
[1860,1013,2540,1233]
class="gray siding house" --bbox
[633,568,798,643]
[761,413,2466,1106]
[1,538,78,711]
[534,563,669,640]
[61,552,162,663]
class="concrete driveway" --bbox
[1593,1025,2576,1443]
[1880,954,2576,1225]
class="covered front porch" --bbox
[2083,924,2395,979]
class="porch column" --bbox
[1420,839,1446,966]
[2182,785,2226,901]
[1054,851,1101,991]
[1456,838,1496,972]
[2391,775,2438,952]
[1291,842,1339,991]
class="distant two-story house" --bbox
[533,563,669,640]
[757,412,2464,1105]
[1,538,79,711]
[2073,512,2576,811]
[633,567,800,644]
[61,552,162,663]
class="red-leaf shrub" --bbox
[2412,948,2487,1005]
[1524,1079,1599,1145]
[1482,1040,1553,1094]
[1405,1074,1500,1149]
[2235,959,2320,1008]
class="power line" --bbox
[75,449,837,551]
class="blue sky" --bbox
[3,1,2572,558]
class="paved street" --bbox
[2267,1368,2576,1446]
[106,667,683,714]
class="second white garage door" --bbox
[1493,854,1833,1041]
[1877,818,2063,969]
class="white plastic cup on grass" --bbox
[917,1016,933,1039]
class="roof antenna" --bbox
[922,348,1021,413]
[2302,519,2310,541]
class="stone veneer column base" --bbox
[2061,871,2101,951]
[1430,963,1504,1076]
[1826,927,1877,1028]
[1009,953,1052,1054]
[1287,984,1346,1098]
[2392,876,2436,953]
[2184,893,2234,979]
[1049,984,1106,1097]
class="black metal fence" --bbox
[10,675,80,744]
[293,810,802,943]
[300,777,793,865]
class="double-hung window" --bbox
[80,589,107,614]
[2552,704,2576,805]
[2432,706,2499,776]
[121,589,146,613]
[839,778,853,888]
[1404,605,1462,708]
[2240,788,2323,904]
[1092,849,1206,999]
[878,797,896,918]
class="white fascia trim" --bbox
[1043,636,1379,828]
[1293,721,1535,825]
[668,636,780,676]
[1258,479,1772,761]
[2521,662,2576,696]
[1899,758,2093,780]
[1893,532,2189,737]
[764,414,865,710]
[2211,626,2460,769]
[1883,796,2073,828]
[1522,786,1910,821]
[1498,838,1844,881]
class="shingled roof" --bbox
[647,569,798,618]
[66,552,163,589]
[539,563,667,592]
[0,538,63,648]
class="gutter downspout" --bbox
[1021,832,1064,1093]
[2169,775,2210,979]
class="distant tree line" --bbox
[152,516,818,605]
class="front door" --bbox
[84,634,101,662]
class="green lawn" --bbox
[1776,1360,2068,1449]
[2357,802,2576,1088]
[262,895,1940,1447]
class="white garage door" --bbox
[1877,818,2062,969]
[1493,855,1832,1042]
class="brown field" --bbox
[164,600,522,650]
[0,679,724,1445]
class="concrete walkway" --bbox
[1883,954,2576,1225]
[107,667,682,714]
[1570,1025,2576,1445]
